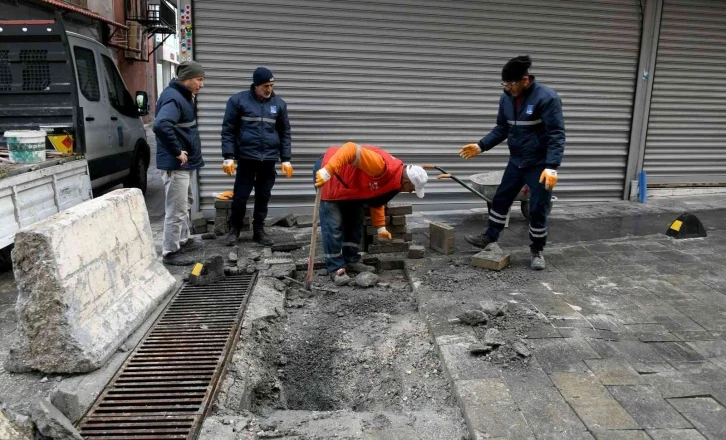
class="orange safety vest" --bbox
[321,145,404,202]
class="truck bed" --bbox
[0,155,84,179]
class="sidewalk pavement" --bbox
[406,196,726,440]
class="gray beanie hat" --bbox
[177,61,205,80]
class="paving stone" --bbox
[557,327,603,339]
[385,203,413,215]
[453,379,535,440]
[502,369,588,439]
[590,430,652,440]
[651,342,706,365]
[686,340,726,359]
[584,359,643,386]
[646,429,707,440]
[550,372,639,430]
[564,337,602,360]
[587,340,673,373]
[532,339,591,373]
[608,385,692,429]
[435,334,501,381]
[643,363,723,399]
[667,397,726,440]
[674,331,725,341]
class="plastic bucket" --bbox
[3,130,47,164]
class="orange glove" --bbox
[217,190,234,200]
[377,227,392,241]
[315,167,332,187]
[539,169,558,191]
[459,143,482,160]
[222,159,235,176]
[281,161,293,178]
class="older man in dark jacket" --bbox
[220,67,292,247]
[154,60,205,265]
[460,55,565,270]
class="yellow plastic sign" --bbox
[670,220,683,231]
[47,134,73,154]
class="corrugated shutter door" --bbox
[643,0,726,185]
[193,0,641,212]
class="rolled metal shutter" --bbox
[193,0,641,212]
[643,0,726,185]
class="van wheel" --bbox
[0,245,13,272]
[125,151,148,195]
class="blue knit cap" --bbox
[253,67,274,86]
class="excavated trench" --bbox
[211,259,468,439]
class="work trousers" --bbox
[485,162,551,251]
[228,159,277,232]
[161,169,194,256]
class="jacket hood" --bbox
[169,79,194,99]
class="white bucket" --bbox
[3,130,47,164]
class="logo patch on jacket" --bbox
[526,104,534,115]
[270,106,277,115]
[369,182,379,191]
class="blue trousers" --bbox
[313,157,364,272]
[486,162,551,251]
[229,159,276,232]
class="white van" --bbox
[0,17,151,193]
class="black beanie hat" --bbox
[502,55,532,82]
[177,61,205,80]
[253,67,274,86]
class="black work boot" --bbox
[465,233,492,249]
[162,251,196,266]
[225,227,240,247]
[253,229,274,246]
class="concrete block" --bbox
[385,203,413,215]
[408,244,425,259]
[214,199,233,209]
[429,221,455,255]
[368,239,408,254]
[295,214,314,228]
[387,224,407,234]
[6,189,175,374]
[272,213,296,227]
[30,399,83,440]
[191,212,207,228]
[192,225,207,235]
[389,215,406,226]
[471,243,511,271]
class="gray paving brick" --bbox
[453,379,535,440]
[565,337,602,360]
[590,430,652,440]
[524,324,562,339]
[646,429,707,440]
[654,315,707,332]
[558,327,603,339]
[608,385,692,429]
[435,334,502,381]
[643,363,724,398]
[588,340,672,373]
[585,359,643,386]
[532,339,591,373]
[550,372,639,431]
[687,340,726,359]
[667,397,726,440]
[624,324,680,342]
[673,331,724,341]
[651,342,706,365]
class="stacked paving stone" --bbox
[213,198,250,235]
[363,203,412,254]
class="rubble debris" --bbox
[469,344,493,355]
[484,328,504,347]
[450,310,489,326]
[316,268,328,276]
[471,243,510,271]
[479,299,508,317]
[190,255,225,286]
[271,242,305,252]
[294,214,314,228]
[228,251,238,263]
[224,266,241,276]
[272,213,296,227]
[512,342,531,357]
[201,232,216,240]
[355,272,380,288]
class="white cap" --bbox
[406,165,428,198]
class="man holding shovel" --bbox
[459,55,565,270]
[313,142,429,284]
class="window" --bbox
[73,47,100,101]
[101,55,137,117]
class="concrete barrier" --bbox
[5,188,176,373]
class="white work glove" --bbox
[539,169,558,191]
[222,159,235,176]
[315,167,332,187]
[377,227,392,241]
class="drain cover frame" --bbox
[77,273,257,439]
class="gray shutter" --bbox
[193,0,641,213]
[643,0,726,185]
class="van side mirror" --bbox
[136,91,149,117]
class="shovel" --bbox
[304,188,322,290]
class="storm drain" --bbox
[77,273,257,440]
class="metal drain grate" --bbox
[77,274,256,439]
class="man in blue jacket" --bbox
[154,60,206,265]
[460,55,565,270]
[221,67,293,247]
